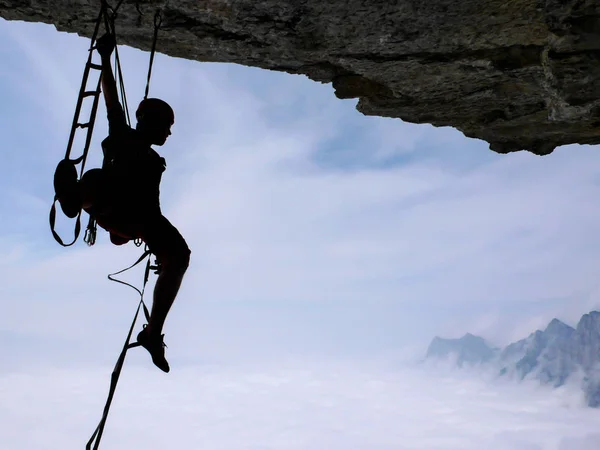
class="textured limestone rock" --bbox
[2,0,600,155]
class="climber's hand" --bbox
[96,33,116,59]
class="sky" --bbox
[2,12,600,449]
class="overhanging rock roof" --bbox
[2,0,600,155]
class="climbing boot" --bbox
[136,326,170,373]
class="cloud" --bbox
[1,361,599,449]
[559,433,600,450]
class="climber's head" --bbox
[135,98,175,146]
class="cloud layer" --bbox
[1,362,599,450]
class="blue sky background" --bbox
[3,14,600,449]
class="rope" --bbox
[144,9,163,100]
[86,247,154,450]
[101,0,131,126]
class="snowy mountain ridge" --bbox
[426,311,600,407]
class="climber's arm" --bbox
[101,57,120,112]
[95,33,128,137]
[96,34,120,113]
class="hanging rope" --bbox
[144,9,163,100]
[101,0,132,126]
[86,247,156,450]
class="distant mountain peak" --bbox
[544,318,574,335]
[578,311,600,329]
[426,310,600,408]
[426,333,497,366]
[462,332,481,340]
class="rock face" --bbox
[498,318,577,386]
[426,311,600,407]
[2,0,600,155]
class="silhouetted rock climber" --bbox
[64,33,191,373]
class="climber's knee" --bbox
[162,235,191,273]
[142,214,191,272]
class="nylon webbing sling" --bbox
[86,248,156,450]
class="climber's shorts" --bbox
[98,211,191,267]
